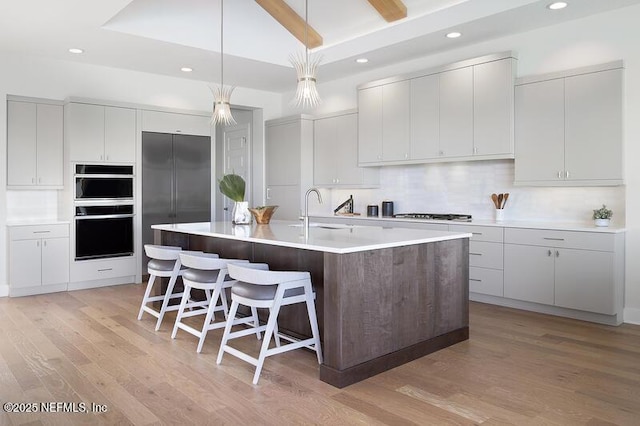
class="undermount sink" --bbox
[288,223,356,230]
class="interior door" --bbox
[220,125,250,221]
[174,134,211,224]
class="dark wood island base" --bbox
[157,228,469,387]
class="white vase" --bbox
[232,201,252,225]
[594,218,610,227]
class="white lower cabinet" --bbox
[9,224,69,296]
[503,228,624,322]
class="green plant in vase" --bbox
[592,204,612,227]
[218,174,250,224]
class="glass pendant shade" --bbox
[211,85,237,126]
[290,51,321,108]
[210,0,236,126]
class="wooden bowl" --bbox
[248,205,278,224]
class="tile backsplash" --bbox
[312,160,626,224]
[6,190,60,222]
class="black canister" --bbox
[381,201,394,217]
[367,205,379,217]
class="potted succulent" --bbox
[592,204,613,227]
[218,174,251,225]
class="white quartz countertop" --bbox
[152,220,472,254]
[310,215,626,234]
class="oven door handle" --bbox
[75,214,135,220]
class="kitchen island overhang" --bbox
[153,221,471,387]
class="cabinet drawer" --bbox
[469,241,503,269]
[504,228,615,251]
[10,224,69,240]
[71,256,136,282]
[469,267,504,297]
[450,224,503,242]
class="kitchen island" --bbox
[153,221,471,387]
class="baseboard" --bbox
[68,276,136,291]
[623,307,640,325]
[0,285,9,298]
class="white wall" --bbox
[292,5,640,323]
[0,52,283,295]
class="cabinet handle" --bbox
[32,177,35,184]
[547,249,552,256]
[100,155,103,161]
[38,177,42,183]
[473,147,478,154]
[557,171,562,179]
[98,268,113,272]
[33,231,51,234]
[555,250,560,257]
[565,171,570,178]
[377,155,382,160]
[266,188,271,200]
[472,232,483,235]
[404,153,409,159]
[543,237,565,241]
[439,150,444,156]
[36,241,40,247]
[43,241,47,247]
[469,278,482,282]
[469,253,482,256]
[336,178,340,184]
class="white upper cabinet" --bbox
[358,86,383,164]
[473,58,515,157]
[66,102,136,163]
[439,67,473,158]
[314,111,379,187]
[410,74,439,160]
[7,100,63,188]
[358,52,516,166]
[515,62,623,186]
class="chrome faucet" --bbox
[304,188,323,230]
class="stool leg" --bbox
[171,284,192,339]
[251,307,262,340]
[155,274,179,331]
[305,286,323,364]
[253,297,283,385]
[217,299,240,365]
[271,309,281,348]
[197,284,224,353]
[138,274,156,320]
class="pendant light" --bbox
[211,0,236,126]
[290,0,321,108]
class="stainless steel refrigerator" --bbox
[142,132,211,270]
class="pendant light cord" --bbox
[220,0,224,88]
[305,0,309,64]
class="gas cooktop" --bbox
[393,213,473,222]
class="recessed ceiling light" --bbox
[446,32,462,39]
[68,48,84,54]
[355,58,369,64]
[547,2,568,10]
[181,67,193,72]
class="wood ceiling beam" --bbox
[367,0,407,22]
[255,0,323,49]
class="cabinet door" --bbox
[554,248,614,315]
[266,121,300,186]
[36,104,63,186]
[439,67,473,158]
[358,86,383,163]
[382,80,411,161]
[10,240,42,288]
[565,69,623,182]
[473,59,514,157]
[41,238,70,286]
[67,103,105,162]
[335,113,363,185]
[104,106,136,163]
[504,244,555,305]
[7,101,37,186]
[514,79,565,183]
[313,116,337,185]
[410,74,439,160]
[266,185,300,220]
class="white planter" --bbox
[594,218,610,227]
[232,201,252,225]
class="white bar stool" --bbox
[217,263,323,385]
[138,244,201,331]
[171,252,261,353]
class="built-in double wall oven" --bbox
[74,164,134,260]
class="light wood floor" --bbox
[1,283,639,426]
